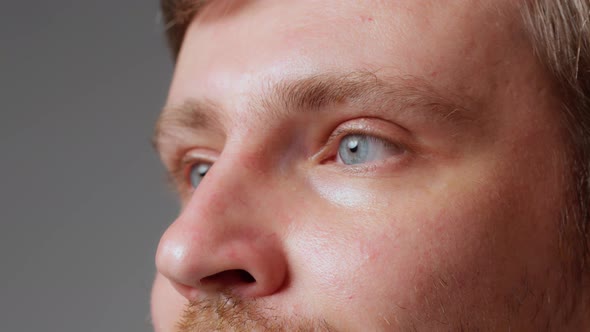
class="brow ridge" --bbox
[152,71,474,155]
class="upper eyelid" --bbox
[180,152,216,166]
[329,128,396,147]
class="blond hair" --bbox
[521,0,590,274]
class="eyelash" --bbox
[170,123,410,194]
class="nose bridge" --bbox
[188,148,267,221]
[156,149,287,299]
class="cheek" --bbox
[317,204,488,323]
[288,202,413,323]
[297,166,556,325]
[362,177,560,323]
[151,273,187,332]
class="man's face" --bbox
[151,0,575,330]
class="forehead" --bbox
[163,0,530,140]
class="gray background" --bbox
[1,1,178,331]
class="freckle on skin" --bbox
[359,15,374,23]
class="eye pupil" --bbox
[347,139,359,153]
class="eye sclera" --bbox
[312,117,413,170]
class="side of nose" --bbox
[155,155,288,300]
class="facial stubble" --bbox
[176,293,336,332]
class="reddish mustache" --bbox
[176,294,335,332]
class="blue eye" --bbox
[189,162,212,188]
[337,134,402,165]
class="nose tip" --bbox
[155,223,287,301]
[156,152,289,301]
[155,236,197,288]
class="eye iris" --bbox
[338,135,369,165]
[190,163,211,188]
[196,164,209,176]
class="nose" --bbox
[155,155,288,301]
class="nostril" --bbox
[200,269,256,288]
[236,269,256,283]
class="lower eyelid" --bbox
[338,152,412,176]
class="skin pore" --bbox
[151,0,588,330]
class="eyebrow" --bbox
[152,98,222,153]
[152,71,474,154]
